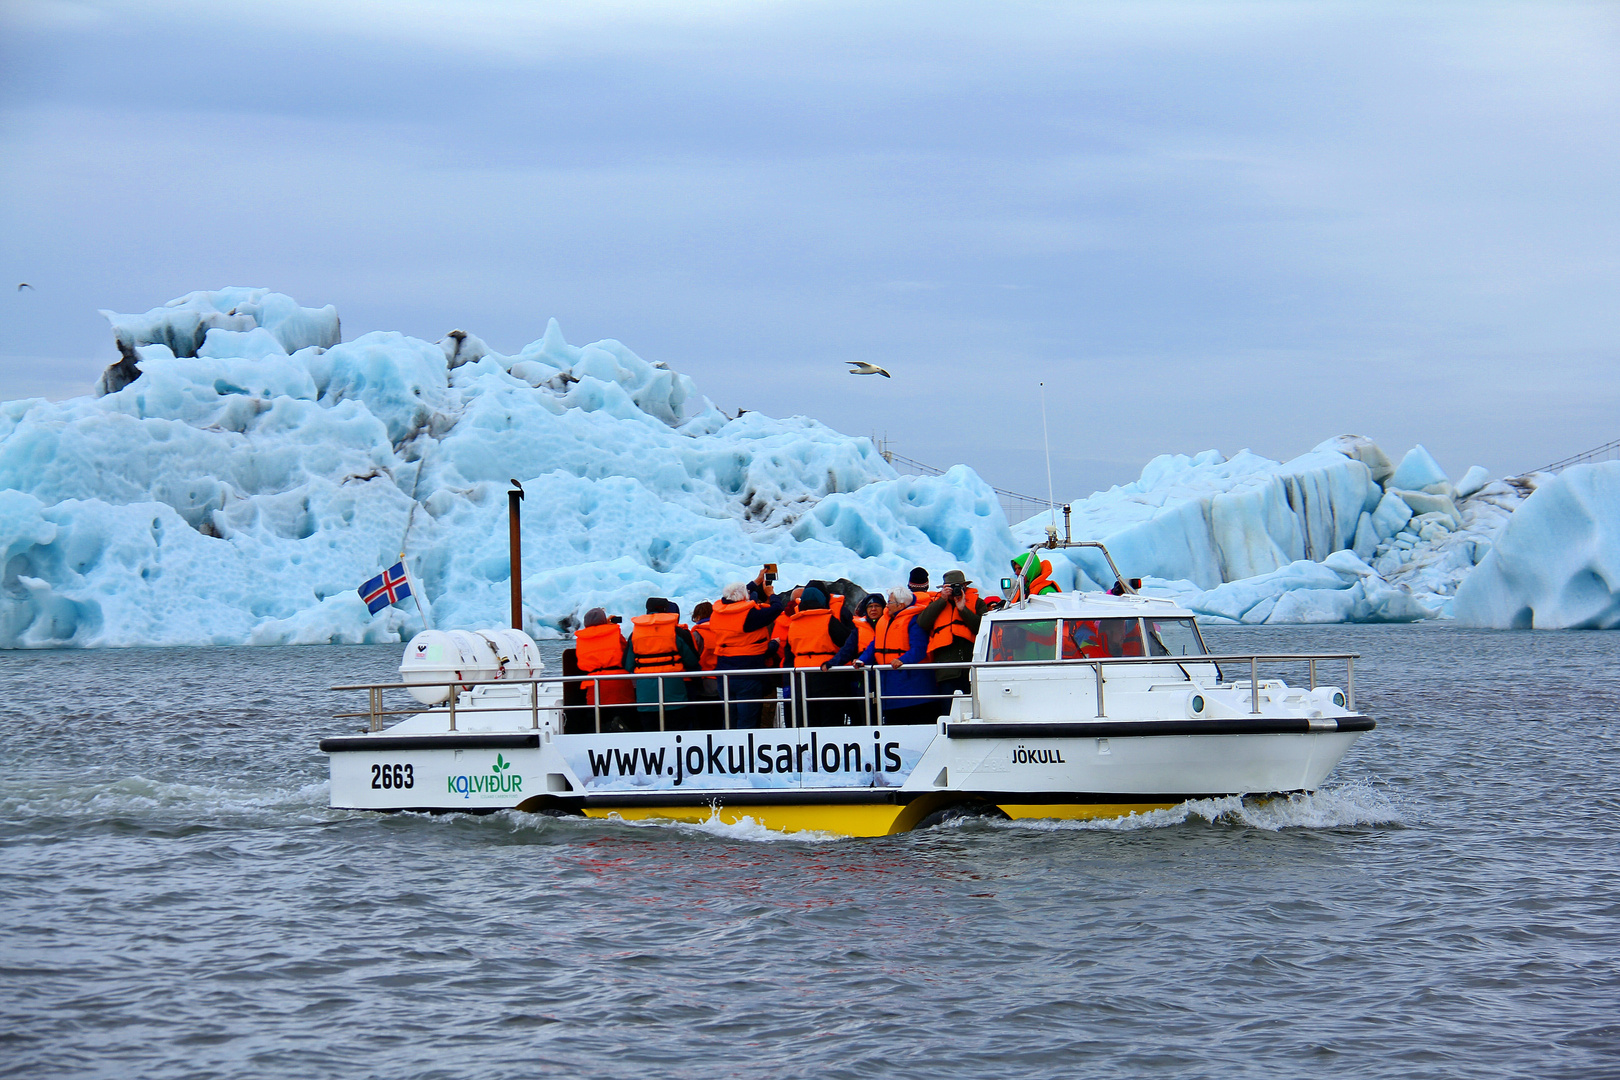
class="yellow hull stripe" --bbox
[583,803,911,837]
[582,798,1181,837]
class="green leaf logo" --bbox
[493,754,510,773]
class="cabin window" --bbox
[988,620,1058,662]
[1062,618,1146,659]
[1144,618,1205,657]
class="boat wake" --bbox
[488,782,1407,844]
[0,774,334,825]
[991,779,1406,833]
[3,776,1403,841]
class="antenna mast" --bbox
[1039,382,1057,531]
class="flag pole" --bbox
[402,550,431,631]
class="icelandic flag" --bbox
[359,561,412,615]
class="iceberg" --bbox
[1011,443,1378,591]
[0,289,1018,647]
[0,286,1584,646]
[103,287,342,360]
[1453,462,1620,629]
[1387,445,1449,492]
[1184,551,1436,625]
[1011,434,1529,625]
[1366,475,1530,617]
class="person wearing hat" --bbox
[784,586,856,726]
[829,591,886,668]
[1012,551,1060,598]
[708,569,790,729]
[571,607,636,732]
[624,597,702,729]
[832,590,900,721]
[852,588,935,724]
[918,569,987,711]
[908,566,933,603]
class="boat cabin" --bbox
[980,592,1213,663]
[973,592,1223,723]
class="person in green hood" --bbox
[1012,551,1060,597]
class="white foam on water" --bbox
[0,774,334,823]
[440,784,1407,842]
[10,773,1401,840]
[991,780,1406,834]
[622,805,844,843]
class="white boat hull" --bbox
[324,715,1370,833]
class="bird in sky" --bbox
[847,361,891,378]
[16,283,32,291]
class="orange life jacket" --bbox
[1111,618,1145,657]
[574,622,634,706]
[708,599,773,657]
[772,603,795,650]
[1064,617,1143,658]
[927,587,981,656]
[787,609,839,668]
[629,612,683,673]
[873,604,925,665]
[694,620,717,670]
[855,618,878,656]
[829,594,846,620]
[575,622,626,673]
[1028,559,1058,596]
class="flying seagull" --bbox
[847,361,891,378]
[17,283,32,291]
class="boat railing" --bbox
[331,652,1356,734]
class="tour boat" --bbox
[321,555,1373,836]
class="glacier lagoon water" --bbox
[1,625,1616,1079]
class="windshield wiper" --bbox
[1147,629,1192,680]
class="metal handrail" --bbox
[330,651,1355,692]
[1026,539,1135,594]
[332,650,1356,732]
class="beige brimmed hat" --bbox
[942,570,971,586]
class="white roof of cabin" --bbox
[987,591,1197,622]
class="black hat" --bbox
[908,567,930,587]
[645,597,670,614]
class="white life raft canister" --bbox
[399,628,542,704]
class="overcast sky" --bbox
[2,0,1616,498]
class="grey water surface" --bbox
[0,624,1616,1079]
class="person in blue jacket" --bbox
[851,589,939,725]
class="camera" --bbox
[609,615,622,624]
[763,562,778,584]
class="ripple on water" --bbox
[1,628,1618,1080]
